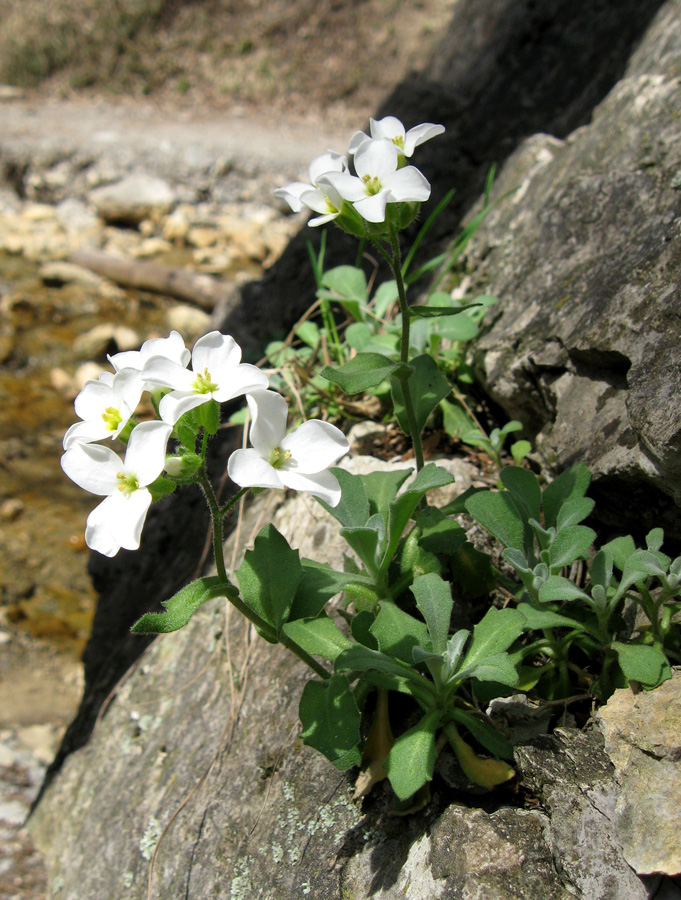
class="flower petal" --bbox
[159,390,209,425]
[61,441,122,495]
[73,379,113,421]
[123,420,172,486]
[143,357,195,392]
[227,448,285,491]
[370,116,405,143]
[308,151,347,183]
[246,390,287,456]
[348,130,370,154]
[279,469,342,506]
[385,166,431,202]
[353,139,398,182]
[354,191,390,223]
[404,123,445,156]
[212,363,269,403]
[192,331,241,374]
[63,420,110,449]
[281,420,348,474]
[320,171,367,203]
[85,496,123,557]
[274,182,313,212]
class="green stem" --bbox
[218,487,250,519]
[198,473,331,680]
[389,228,425,471]
[198,468,229,583]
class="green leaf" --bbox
[235,525,302,632]
[407,304,470,318]
[450,708,514,760]
[361,468,412,520]
[319,265,368,304]
[461,607,525,669]
[390,354,451,436]
[516,602,586,631]
[370,601,431,663]
[317,468,370,528]
[147,476,177,502]
[299,674,362,770]
[602,535,637,572]
[295,320,321,348]
[542,463,592,529]
[510,440,532,464]
[646,528,665,552]
[548,525,596,570]
[499,467,541,523]
[442,629,470,681]
[373,280,399,318]
[465,490,526,551]
[411,573,453,654]
[131,576,226,634]
[460,653,519,687]
[538,575,591,604]
[611,642,672,689]
[282,615,354,662]
[556,497,596,530]
[384,710,441,800]
[335,645,432,688]
[321,353,406,394]
[289,560,356,621]
[450,541,497,597]
[195,398,220,435]
[350,610,378,649]
[440,398,476,439]
[380,464,455,573]
[341,515,384,573]
[345,322,372,351]
[415,507,466,555]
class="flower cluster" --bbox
[62,330,349,557]
[275,115,444,228]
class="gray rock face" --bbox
[597,671,681,876]
[28,460,663,900]
[465,1,681,539]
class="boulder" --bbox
[29,459,671,900]
[88,174,177,226]
[462,1,681,541]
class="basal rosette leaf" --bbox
[299,674,362,770]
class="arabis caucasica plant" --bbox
[62,116,680,809]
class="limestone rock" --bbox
[72,323,140,359]
[88,174,177,226]
[463,1,681,539]
[597,671,681,876]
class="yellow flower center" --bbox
[269,446,292,469]
[116,472,140,496]
[102,406,123,432]
[392,135,405,149]
[192,368,219,395]
[361,174,382,196]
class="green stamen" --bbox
[102,406,123,432]
[192,368,219,395]
[116,472,140,496]
[361,174,382,196]
[269,446,292,469]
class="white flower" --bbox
[348,116,445,157]
[320,139,431,224]
[63,368,143,449]
[61,420,172,557]
[227,390,349,506]
[109,330,191,391]
[274,151,348,220]
[141,331,269,425]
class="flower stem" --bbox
[197,467,229,583]
[389,227,425,471]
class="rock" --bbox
[28,458,663,900]
[597,670,681,875]
[72,324,140,360]
[462,1,681,540]
[0,84,24,101]
[88,174,177,226]
[39,261,108,289]
[164,304,212,339]
[161,210,190,242]
[0,499,24,522]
